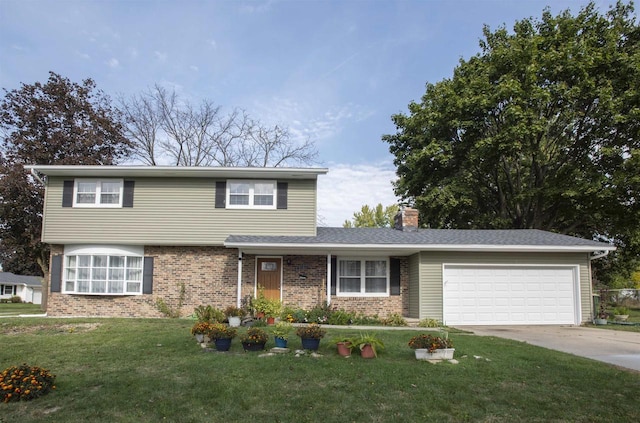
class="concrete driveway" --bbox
[457,325,640,372]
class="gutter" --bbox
[30,168,45,185]
[590,250,610,260]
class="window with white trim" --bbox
[337,258,389,296]
[73,179,123,207]
[0,285,17,296]
[226,180,276,209]
[63,246,143,295]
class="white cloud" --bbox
[317,161,399,227]
[76,51,91,60]
[154,51,168,61]
[106,58,119,68]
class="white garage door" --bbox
[443,265,579,325]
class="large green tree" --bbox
[383,2,640,283]
[343,203,400,228]
[0,72,131,308]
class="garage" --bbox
[443,265,579,325]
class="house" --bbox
[0,272,43,304]
[26,165,615,325]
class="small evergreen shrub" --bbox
[1,364,56,403]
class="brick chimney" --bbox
[394,206,419,232]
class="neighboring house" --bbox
[0,272,43,304]
[26,165,615,325]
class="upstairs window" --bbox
[226,180,276,209]
[73,179,123,207]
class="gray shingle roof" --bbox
[226,227,612,249]
[0,272,43,286]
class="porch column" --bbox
[237,250,243,308]
[326,253,331,306]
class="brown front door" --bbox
[257,257,282,300]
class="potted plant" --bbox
[595,298,609,325]
[351,333,385,358]
[296,323,326,351]
[264,298,282,325]
[331,336,354,357]
[251,286,269,319]
[190,321,214,343]
[408,333,454,360]
[240,327,268,351]
[613,306,630,321]
[224,305,244,327]
[207,323,237,351]
[271,321,292,348]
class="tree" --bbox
[343,204,399,228]
[120,85,318,167]
[0,71,132,309]
[383,2,640,283]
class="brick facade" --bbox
[47,245,409,318]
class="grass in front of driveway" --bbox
[1,318,638,422]
[0,303,43,316]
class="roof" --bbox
[0,272,43,287]
[25,165,328,180]
[225,227,616,255]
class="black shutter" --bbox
[331,256,337,295]
[123,180,135,207]
[215,181,226,208]
[50,255,62,292]
[277,182,288,209]
[143,257,154,294]
[390,258,401,295]
[62,180,74,207]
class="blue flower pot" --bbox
[214,337,232,351]
[301,337,320,351]
[274,336,287,348]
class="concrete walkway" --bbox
[457,325,640,372]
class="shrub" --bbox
[351,313,381,326]
[417,318,442,328]
[382,313,407,327]
[328,309,354,326]
[307,303,331,323]
[291,308,308,323]
[10,296,22,303]
[193,305,225,323]
[1,364,56,403]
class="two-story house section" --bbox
[27,165,615,326]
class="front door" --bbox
[257,257,282,300]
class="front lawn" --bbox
[0,302,43,316]
[1,319,638,422]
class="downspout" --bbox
[326,253,331,306]
[30,168,45,185]
[237,250,243,308]
[590,250,609,261]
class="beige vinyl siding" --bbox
[407,253,421,318]
[418,251,593,322]
[42,177,317,245]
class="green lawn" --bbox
[0,303,43,316]
[1,319,638,422]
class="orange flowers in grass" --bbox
[0,364,56,403]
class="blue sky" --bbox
[0,0,613,226]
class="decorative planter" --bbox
[194,333,205,343]
[242,342,266,352]
[336,342,352,357]
[274,336,288,348]
[228,316,241,327]
[266,317,275,325]
[360,344,376,359]
[300,337,321,351]
[214,338,232,352]
[594,318,608,325]
[614,315,629,321]
[414,348,455,361]
[256,312,265,319]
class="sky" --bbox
[0,0,614,226]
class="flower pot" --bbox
[360,344,376,359]
[256,312,265,319]
[194,333,205,343]
[614,315,629,321]
[214,337,232,352]
[242,342,266,351]
[267,317,275,325]
[594,318,608,325]
[414,348,455,361]
[228,316,241,327]
[301,337,321,351]
[274,336,288,348]
[336,342,352,357]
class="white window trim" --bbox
[62,245,144,296]
[73,179,124,208]
[226,180,277,210]
[336,257,390,297]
